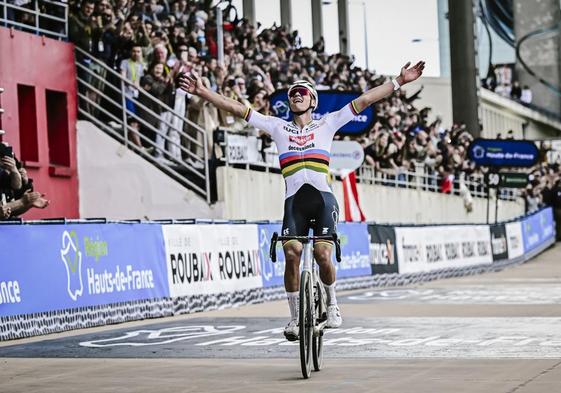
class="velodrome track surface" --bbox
[1,244,561,393]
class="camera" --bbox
[0,144,13,158]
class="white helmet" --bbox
[287,80,318,110]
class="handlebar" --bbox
[269,232,342,263]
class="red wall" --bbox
[0,27,79,219]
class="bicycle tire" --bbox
[299,270,313,379]
[312,280,325,371]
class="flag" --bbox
[342,170,366,222]
[440,174,455,194]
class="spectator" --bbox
[521,85,533,105]
[0,151,22,197]
[495,82,511,98]
[68,0,96,52]
[120,44,145,147]
[0,142,49,220]
[511,81,522,100]
[139,61,173,157]
[553,179,561,240]
[185,75,219,167]
[525,185,541,213]
[66,0,535,203]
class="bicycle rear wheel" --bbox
[312,280,326,371]
[299,270,313,379]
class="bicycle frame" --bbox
[270,232,341,378]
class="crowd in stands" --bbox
[482,63,533,105]
[68,0,483,189]
[0,141,50,221]
[65,0,561,218]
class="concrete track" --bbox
[1,244,560,392]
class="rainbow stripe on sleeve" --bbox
[349,99,360,115]
[279,149,330,177]
[243,107,252,121]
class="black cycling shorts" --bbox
[281,184,339,243]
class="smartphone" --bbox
[0,144,12,158]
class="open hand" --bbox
[399,61,425,85]
[23,190,50,209]
[1,205,11,219]
[178,71,204,95]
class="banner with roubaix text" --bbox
[0,224,168,317]
[226,134,279,168]
[490,224,508,261]
[521,207,555,254]
[505,221,524,259]
[162,224,262,297]
[395,225,493,274]
[367,225,398,274]
[257,222,372,288]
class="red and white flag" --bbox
[342,170,366,222]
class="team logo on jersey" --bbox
[289,133,314,146]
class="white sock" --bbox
[287,291,299,320]
[323,281,337,306]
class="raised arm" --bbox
[178,71,246,118]
[353,61,425,113]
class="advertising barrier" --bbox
[257,222,371,288]
[335,222,371,278]
[521,208,555,253]
[367,225,398,274]
[505,221,524,259]
[0,223,168,317]
[0,209,555,340]
[395,225,493,274]
[162,224,262,297]
[490,224,508,261]
[258,223,284,288]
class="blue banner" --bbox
[468,138,539,167]
[0,223,168,317]
[258,223,284,288]
[258,222,372,288]
[335,222,371,278]
[521,207,555,253]
[269,90,375,135]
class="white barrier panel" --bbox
[395,225,493,274]
[162,224,262,297]
[505,221,524,259]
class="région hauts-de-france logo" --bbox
[60,230,84,301]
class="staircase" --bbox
[75,47,212,203]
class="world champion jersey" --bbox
[244,100,361,198]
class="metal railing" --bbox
[356,165,520,201]
[75,46,211,203]
[216,129,521,201]
[0,0,67,40]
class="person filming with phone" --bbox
[0,141,50,220]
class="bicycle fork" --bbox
[302,242,327,337]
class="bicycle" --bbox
[269,231,342,379]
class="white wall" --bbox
[217,167,524,224]
[77,121,223,220]
[77,121,525,223]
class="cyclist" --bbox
[178,61,425,340]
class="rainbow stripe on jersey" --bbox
[279,149,330,177]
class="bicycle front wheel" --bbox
[312,280,326,371]
[299,270,313,379]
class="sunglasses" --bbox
[288,87,310,98]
